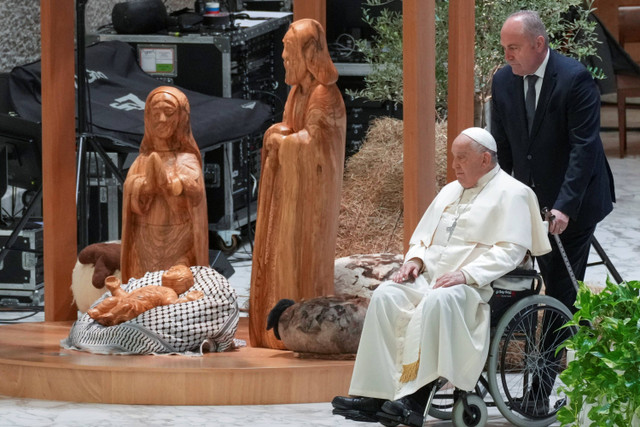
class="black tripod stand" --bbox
[75,0,127,249]
[589,236,624,283]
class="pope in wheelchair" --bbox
[332,127,553,426]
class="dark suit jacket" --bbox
[491,49,615,229]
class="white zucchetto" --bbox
[460,127,497,152]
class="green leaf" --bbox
[556,277,640,426]
[556,407,576,424]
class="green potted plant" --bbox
[557,279,640,426]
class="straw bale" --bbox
[336,118,447,258]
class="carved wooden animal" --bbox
[71,241,122,312]
[267,296,369,357]
[87,264,203,326]
[250,18,347,348]
[120,86,208,283]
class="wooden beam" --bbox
[593,0,620,37]
[293,0,326,29]
[447,0,475,183]
[40,0,78,321]
[403,0,436,249]
[594,0,640,43]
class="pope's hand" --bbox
[433,271,466,289]
[392,259,422,283]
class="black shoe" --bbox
[376,396,425,427]
[331,396,386,423]
[331,396,386,412]
[332,408,381,423]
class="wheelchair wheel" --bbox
[428,380,455,419]
[429,380,487,420]
[487,295,576,427]
[451,394,487,427]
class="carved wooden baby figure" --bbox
[88,264,203,326]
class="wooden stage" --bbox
[0,317,355,405]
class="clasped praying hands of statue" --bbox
[88,265,203,326]
[144,151,184,198]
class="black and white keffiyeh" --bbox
[62,266,239,355]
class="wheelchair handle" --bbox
[541,207,580,293]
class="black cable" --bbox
[0,306,44,312]
[90,150,103,242]
[0,306,44,323]
[248,89,285,118]
[0,189,15,221]
[96,23,114,32]
[243,136,254,254]
[329,33,359,61]
[86,68,95,135]
[232,13,252,20]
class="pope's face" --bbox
[500,17,546,76]
[451,135,490,189]
[149,93,179,142]
[282,31,305,85]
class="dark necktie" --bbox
[526,74,538,135]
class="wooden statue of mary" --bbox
[120,86,209,283]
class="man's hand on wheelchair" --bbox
[433,271,466,289]
[392,259,423,283]
[547,208,569,235]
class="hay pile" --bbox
[336,118,448,258]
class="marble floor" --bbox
[1,121,639,426]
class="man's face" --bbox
[500,17,546,76]
[451,135,489,189]
[282,31,305,86]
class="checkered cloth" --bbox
[62,266,239,355]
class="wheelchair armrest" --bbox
[503,268,539,277]
[491,268,543,294]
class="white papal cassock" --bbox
[349,165,551,399]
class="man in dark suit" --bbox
[491,10,615,411]
[492,10,615,310]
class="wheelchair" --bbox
[419,268,577,427]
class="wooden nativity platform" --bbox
[0,317,354,405]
